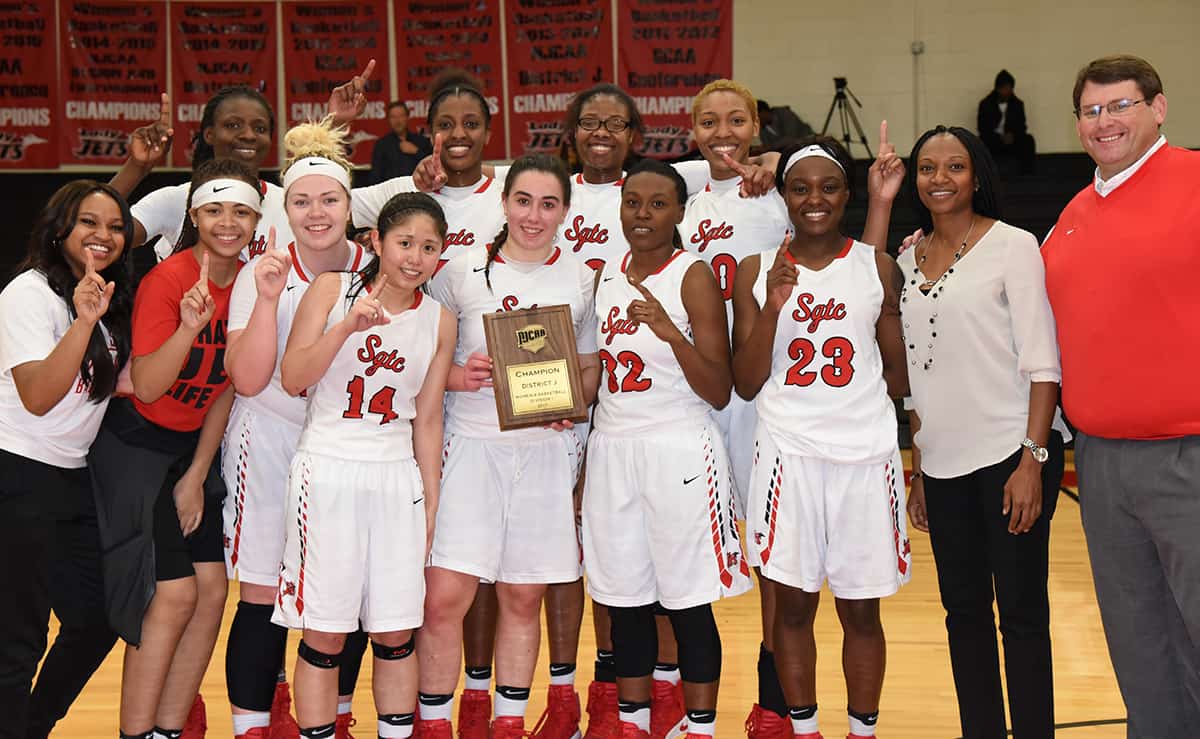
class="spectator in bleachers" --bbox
[978,70,1036,175]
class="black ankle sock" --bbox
[418,693,453,706]
[465,665,492,680]
[594,649,616,683]
[496,685,531,701]
[757,644,788,718]
[788,705,818,720]
[549,662,575,678]
[154,730,182,739]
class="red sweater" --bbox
[1042,145,1200,439]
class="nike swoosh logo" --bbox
[213,186,230,193]
[683,475,699,485]
[413,497,424,505]
[308,160,324,166]
[286,285,296,291]
[1065,228,1076,235]
[472,266,487,273]
[602,276,615,282]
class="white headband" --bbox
[191,179,262,212]
[283,156,352,195]
[783,145,846,177]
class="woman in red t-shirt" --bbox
[89,157,263,739]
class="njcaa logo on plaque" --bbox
[516,324,547,354]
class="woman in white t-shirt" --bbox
[899,125,1067,739]
[0,181,133,737]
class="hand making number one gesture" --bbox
[180,252,216,332]
[73,249,116,325]
[344,273,392,333]
[127,92,174,172]
[764,232,798,314]
[868,120,905,203]
[413,133,448,192]
[328,59,377,127]
[626,274,680,343]
[252,227,291,301]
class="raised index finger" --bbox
[198,251,209,285]
[774,232,794,263]
[159,91,171,126]
[721,152,749,177]
[84,247,97,276]
[878,120,893,156]
[358,58,376,83]
[432,134,444,173]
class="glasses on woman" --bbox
[1074,98,1147,120]
[577,116,630,133]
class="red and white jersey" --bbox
[227,241,371,427]
[679,177,791,322]
[593,250,712,435]
[429,245,598,442]
[133,180,290,262]
[559,173,628,273]
[751,240,896,464]
[351,174,506,274]
[297,273,442,461]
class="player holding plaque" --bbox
[420,154,600,739]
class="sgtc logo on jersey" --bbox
[357,334,406,376]
[245,233,269,259]
[564,215,609,253]
[499,295,538,312]
[791,293,847,334]
[445,229,476,249]
[690,219,734,253]
[599,305,639,346]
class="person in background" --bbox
[370,102,434,185]
[977,70,1036,175]
[755,100,812,149]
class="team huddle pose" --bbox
[27,45,1179,739]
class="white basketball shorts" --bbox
[222,402,301,587]
[745,425,912,599]
[429,430,584,584]
[583,419,752,610]
[273,451,426,633]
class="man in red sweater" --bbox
[1042,55,1200,736]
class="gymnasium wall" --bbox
[733,0,1200,155]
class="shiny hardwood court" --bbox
[47,459,1127,738]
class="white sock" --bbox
[464,672,491,692]
[687,713,715,737]
[493,690,529,719]
[378,715,414,738]
[849,710,878,736]
[620,705,650,731]
[652,667,681,685]
[549,664,576,686]
[337,700,352,716]
[232,713,271,735]
[418,698,453,723]
[790,707,819,735]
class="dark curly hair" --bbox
[18,181,134,401]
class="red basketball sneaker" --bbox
[743,705,792,739]
[530,684,582,739]
[236,727,270,739]
[490,715,527,739]
[414,718,454,739]
[457,689,491,739]
[181,694,207,739]
[334,712,356,739]
[617,723,650,739]
[649,681,685,739]
[582,681,619,739]
[268,682,301,739]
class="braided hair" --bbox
[19,181,135,401]
[427,69,492,128]
[483,153,572,290]
[190,86,275,167]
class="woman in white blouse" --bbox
[899,126,1067,739]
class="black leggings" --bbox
[608,602,721,684]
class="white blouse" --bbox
[898,220,1070,478]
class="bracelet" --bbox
[909,471,922,481]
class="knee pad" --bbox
[227,602,288,711]
[338,628,369,695]
[371,637,415,660]
[607,604,657,679]
[297,639,342,670]
[666,604,721,683]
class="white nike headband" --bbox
[282,156,352,195]
[783,144,846,178]
[190,179,262,212]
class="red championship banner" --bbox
[616,0,732,159]
[394,0,505,160]
[170,2,278,168]
[59,0,167,165]
[0,0,56,168]
[281,0,389,165]
[505,0,613,157]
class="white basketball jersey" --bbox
[297,273,442,461]
[752,240,897,464]
[679,177,791,321]
[429,246,598,442]
[559,174,628,273]
[134,180,292,263]
[350,174,506,274]
[593,250,713,434]
[228,242,371,427]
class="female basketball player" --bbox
[582,159,753,739]
[0,182,131,738]
[414,154,600,739]
[900,126,1067,739]
[731,137,910,739]
[221,120,371,739]
[88,158,258,739]
[276,192,455,739]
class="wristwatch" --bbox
[1021,438,1049,463]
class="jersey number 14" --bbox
[342,375,399,424]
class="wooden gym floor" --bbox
[47,452,1127,737]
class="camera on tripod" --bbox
[834,77,848,91]
[821,76,872,157]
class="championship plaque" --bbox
[482,304,589,431]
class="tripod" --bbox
[821,78,873,158]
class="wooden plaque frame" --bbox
[482,304,589,431]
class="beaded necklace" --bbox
[901,217,975,371]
